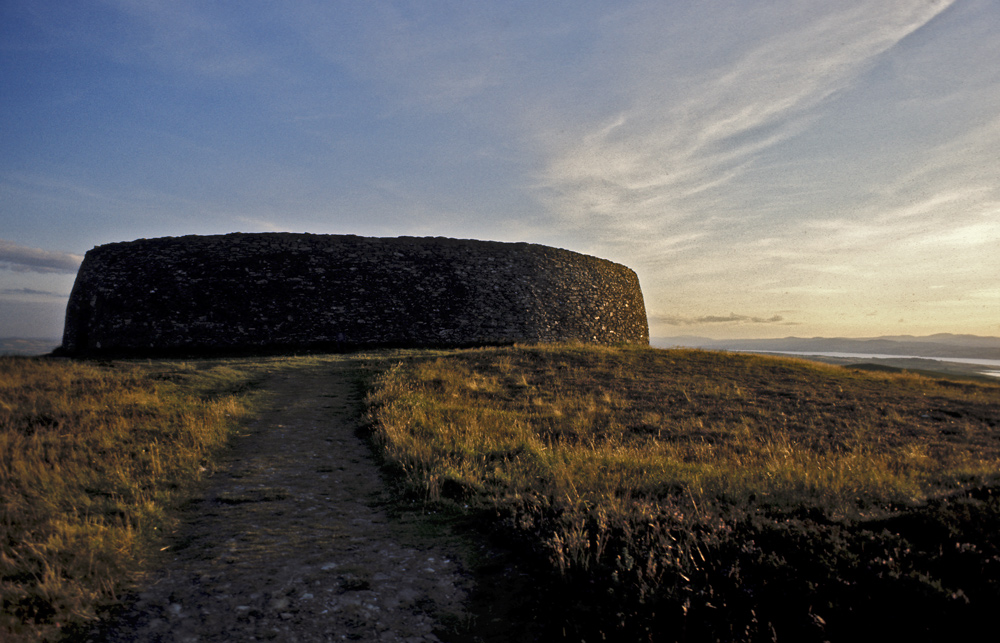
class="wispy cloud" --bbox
[534,1,955,240]
[653,313,793,327]
[3,0,995,339]
[0,239,83,274]
[509,0,1000,337]
[0,287,69,299]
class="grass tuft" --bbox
[0,356,259,642]
[365,344,1000,641]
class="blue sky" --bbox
[2,0,999,340]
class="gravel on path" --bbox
[84,359,470,642]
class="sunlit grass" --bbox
[6,345,996,641]
[366,344,1000,640]
[0,356,260,642]
[370,345,1000,511]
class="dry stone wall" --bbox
[60,233,649,356]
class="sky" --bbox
[2,0,999,341]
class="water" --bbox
[735,350,1000,378]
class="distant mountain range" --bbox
[652,334,1000,361]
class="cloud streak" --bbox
[0,239,83,274]
[653,313,792,327]
[534,1,955,239]
[0,287,70,301]
[3,0,996,339]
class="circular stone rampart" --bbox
[60,233,649,356]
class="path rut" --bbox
[85,360,469,642]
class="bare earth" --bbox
[84,360,470,642]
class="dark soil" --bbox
[77,361,474,642]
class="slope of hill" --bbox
[6,345,1000,642]
[368,344,1000,641]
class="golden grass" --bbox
[5,345,996,641]
[369,344,1000,511]
[0,357,258,642]
[365,344,1000,640]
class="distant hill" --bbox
[652,334,1000,361]
[7,333,1000,363]
[0,338,61,356]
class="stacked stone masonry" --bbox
[60,233,649,356]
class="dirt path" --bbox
[85,359,470,642]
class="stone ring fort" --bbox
[60,233,648,356]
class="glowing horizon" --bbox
[2,1,998,340]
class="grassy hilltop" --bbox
[365,345,1000,641]
[2,345,999,642]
